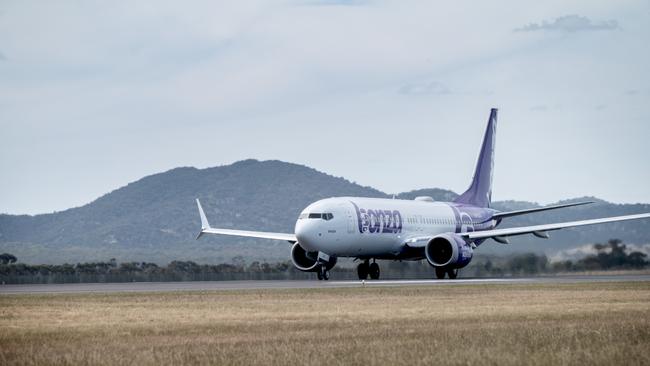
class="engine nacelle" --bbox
[424,233,473,269]
[290,243,337,272]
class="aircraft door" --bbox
[347,208,355,234]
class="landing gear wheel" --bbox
[435,267,446,279]
[369,262,380,280]
[318,266,330,281]
[447,268,458,279]
[357,262,369,280]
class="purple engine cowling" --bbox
[424,233,473,268]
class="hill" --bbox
[1,160,648,264]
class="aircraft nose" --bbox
[294,219,320,252]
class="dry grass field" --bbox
[1,282,649,365]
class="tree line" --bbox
[0,239,646,284]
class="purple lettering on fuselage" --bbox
[351,202,402,234]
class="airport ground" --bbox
[1,280,649,365]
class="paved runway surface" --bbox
[1,275,648,294]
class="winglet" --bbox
[196,199,210,240]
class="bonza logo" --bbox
[351,202,402,234]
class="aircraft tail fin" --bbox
[454,108,497,208]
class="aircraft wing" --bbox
[195,199,297,242]
[491,201,593,220]
[199,227,297,242]
[462,213,650,242]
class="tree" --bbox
[506,253,548,275]
[231,256,246,270]
[0,253,17,264]
[577,239,648,270]
[627,252,648,269]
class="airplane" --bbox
[195,108,650,280]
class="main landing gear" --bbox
[435,267,458,279]
[316,265,330,281]
[357,259,380,280]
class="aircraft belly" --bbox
[330,234,401,257]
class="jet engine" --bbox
[290,243,337,272]
[424,233,473,268]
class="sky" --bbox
[1,0,649,215]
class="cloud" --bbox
[625,89,650,96]
[398,81,451,96]
[515,14,619,33]
[300,0,369,6]
[2,1,650,213]
[529,104,548,112]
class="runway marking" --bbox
[1,275,647,294]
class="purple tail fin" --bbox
[454,108,497,208]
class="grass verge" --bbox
[1,282,649,365]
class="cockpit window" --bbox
[301,213,334,220]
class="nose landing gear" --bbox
[316,265,330,281]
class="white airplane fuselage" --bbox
[295,197,497,258]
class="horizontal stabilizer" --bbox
[492,201,593,220]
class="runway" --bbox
[1,274,648,294]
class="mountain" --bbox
[1,159,649,264]
[0,160,385,264]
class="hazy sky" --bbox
[1,1,649,215]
